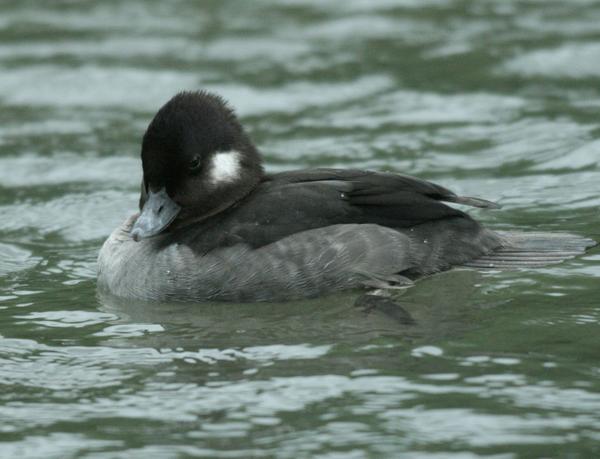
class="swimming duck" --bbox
[97,91,595,302]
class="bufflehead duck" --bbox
[97,91,596,302]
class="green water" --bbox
[1,0,600,457]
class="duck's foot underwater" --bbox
[354,292,417,326]
[360,273,414,290]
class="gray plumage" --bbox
[98,221,594,302]
[100,216,414,302]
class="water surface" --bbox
[1,1,599,457]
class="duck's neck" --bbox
[174,152,263,229]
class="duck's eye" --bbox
[189,156,202,172]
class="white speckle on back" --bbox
[209,150,241,186]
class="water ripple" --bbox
[0,242,41,275]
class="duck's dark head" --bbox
[131,91,263,241]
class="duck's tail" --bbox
[463,231,597,269]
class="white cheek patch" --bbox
[209,150,241,186]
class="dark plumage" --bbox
[97,91,596,302]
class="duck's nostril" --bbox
[157,205,164,214]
